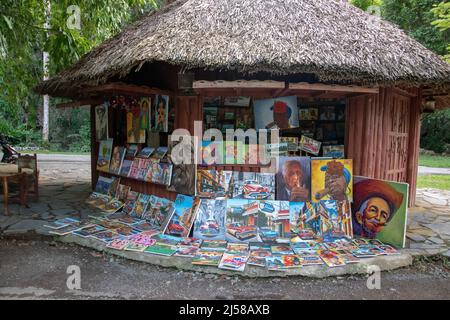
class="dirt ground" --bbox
[0,239,449,300]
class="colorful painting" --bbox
[225,199,259,243]
[253,96,299,130]
[138,147,155,158]
[201,141,223,166]
[119,160,132,177]
[96,140,113,172]
[164,195,196,238]
[276,157,311,202]
[232,172,275,200]
[151,162,173,186]
[311,159,353,203]
[196,170,233,199]
[316,200,352,241]
[352,176,409,248]
[323,145,345,159]
[109,147,126,175]
[289,202,322,240]
[154,95,169,132]
[127,99,146,143]
[142,196,174,231]
[139,97,151,130]
[193,199,227,240]
[95,103,108,141]
[299,136,321,155]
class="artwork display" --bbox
[276,157,311,202]
[311,159,353,202]
[299,136,321,156]
[323,145,345,159]
[193,199,227,240]
[352,176,408,248]
[110,147,126,175]
[196,170,233,199]
[154,95,169,132]
[232,172,275,200]
[254,96,299,130]
[97,140,113,172]
[95,103,108,141]
[164,195,196,238]
[127,100,146,143]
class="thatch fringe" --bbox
[37,0,450,97]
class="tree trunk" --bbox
[42,0,51,141]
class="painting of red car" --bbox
[167,222,184,235]
[242,180,270,199]
[227,223,257,240]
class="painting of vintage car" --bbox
[242,180,271,199]
[227,222,257,240]
[167,222,184,235]
[258,227,278,242]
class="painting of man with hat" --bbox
[352,177,409,248]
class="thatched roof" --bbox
[37,0,450,97]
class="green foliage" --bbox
[350,0,382,11]
[382,0,449,56]
[431,1,450,62]
[0,0,159,151]
[421,109,450,154]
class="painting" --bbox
[109,146,126,175]
[168,135,197,196]
[127,99,146,143]
[352,176,409,248]
[95,103,108,141]
[276,157,311,202]
[232,172,275,200]
[311,159,353,203]
[196,170,233,199]
[253,96,299,130]
[139,97,151,130]
[299,136,321,156]
[193,199,227,240]
[322,145,345,159]
[164,195,196,238]
[289,202,322,240]
[225,199,260,243]
[154,95,169,132]
[96,139,113,172]
[256,200,291,242]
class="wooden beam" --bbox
[288,82,379,94]
[56,98,103,109]
[84,82,173,97]
[193,80,285,90]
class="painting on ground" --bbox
[253,96,299,130]
[256,200,290,243]
[290,202,322,240]
[196,170,233,199]
[352,176,409,248]
[276,157,311,202]
[225,199,260,243]
[193,199,227,240]
[232,172,275,200]
[311,159,353,203]
[95,103,108,141]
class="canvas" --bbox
[126,144,139,157]
[352,176,409,248]
[232,172,275,200]
[323,145,345,159]
[109,146,126,175]
[289,202,322,240]
[276,157,311,202]
[167,164,196,196]
[316,200,350,241]
[299,136,321,156]
[218,253,249,272]
[225,199,260,243]
[154,95,169,132]
[311,159,353,203]
[130,193,152,219]
[253,96,299,130]
[128,158,141,179]
[127,100,146,143]
[137,158,151,181]
[164,195,196,238]
[139,97,151,130]
[196,170,233,198]
[256,200,290,243]
[153,146,168,160]
[94,176,115,195]
[142,196,175,231]
[138,147,155,158]
[119,160,132,177]
[97,140,113,172]
[95,103,108,141]
[151,162,173,186]
[193,199,227,240]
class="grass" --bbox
[419,154,450,168]
[417,175,450,191]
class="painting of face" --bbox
[356,197,391,235]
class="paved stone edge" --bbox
[59,234,413,279]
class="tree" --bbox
[0,0,160,146]
[431,1,450,62]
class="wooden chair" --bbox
[18,153,39,201]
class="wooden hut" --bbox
[36,0,450,206]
